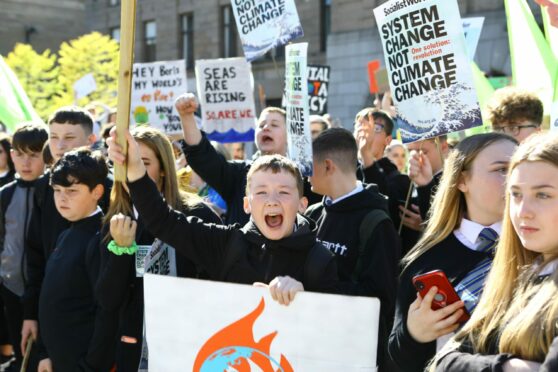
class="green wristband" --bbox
[107,240,138,256]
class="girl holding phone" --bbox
[432,133,558,371]
[388,133,518,371]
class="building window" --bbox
[109,0,120,6]
[320,0,332,52]
[144,21,157,62]
[221,5,238,57]
[181,13,194,69]
[110,27,120,42]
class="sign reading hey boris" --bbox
[285,43,312,176]
[144,275,380,371]
[196,58,256,142]
[130,60,187,136]
[374,0,482,143]
[231,0,304,62]
[307,65,330,115]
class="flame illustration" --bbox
[193,298,293,372]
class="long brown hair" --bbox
[103,127,201,239]
[435,132,558,365]
[402,133,518,268]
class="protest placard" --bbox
[307,65,330,115]
[462,17,484,60]
[368,60,381,94]
[144,275,380,371]
[195,58,256,143]
[374,0,482,143]
[231,0,304,62]
[73,73,97,100]
[285,43,312,176]
[130,60,187,137]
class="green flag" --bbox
[0,55,42,132]
[505,0,557,114]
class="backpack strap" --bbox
[303,242,334,291]
[352,209,391,282]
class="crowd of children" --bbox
[0,85,555,372]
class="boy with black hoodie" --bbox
[0,123,48,371]
[38,148,114,371]
[107,128,338,305]
[305,128,400,371]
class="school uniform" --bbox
[127,172,338,292]
[435,260,558,372]
[388,219,501,372]
[96,203,220,372]
[182,134,321,225]
[305,182,400,371]
[416,171,442,221]
[39,209,116,371]
[0,170,15,188]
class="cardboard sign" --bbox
[375,68,390,94]
[195,58,256,143]
[130,60,187,136]
[462,17,485,60]
[73,73,97,100]
[307,65,330,115]
[231,0,304,62]
[373,0,482,143]
[144,275,380,371]
[285,43,312,176]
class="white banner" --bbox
[130,60,187,136]
[285,43,312,176]
[195,58,257,142]
[231,0,304,62]
[374,0,482,143]
[144,275,380,371]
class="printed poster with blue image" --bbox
[231,0,304,62]
[373,0,482,143]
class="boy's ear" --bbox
[9,149,15,162]
[243,195,251,214]
[324,158,335,175]
[298,196,308,213]
[87,133,97,146]
[92,184,104,202]
[385,135,393,147]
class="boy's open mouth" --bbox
[265,213,283,228]
[261,135,273,144]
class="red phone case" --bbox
[412,270,470,323]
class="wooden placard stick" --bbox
[398,140,424,235]
[114,0,137,182]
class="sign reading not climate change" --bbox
[374,0,482,143]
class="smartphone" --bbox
[412,270,470,323]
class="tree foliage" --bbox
[5,43,60,120]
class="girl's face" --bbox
[509,161,558,260]
[458,140,517,226]
[138,142,164,192]
[387,145,407,172]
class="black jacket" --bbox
[128,172,338,291]
[0,170,15,188]
[182,134,321,225]
[416,172,442,221]
[388,233,491,372]
[95,202,220,372]
[38,212,116,372]
[23,172,112,320]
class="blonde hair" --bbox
[434,132,558,366]
[402,133,518,268]
[103,127,201,239]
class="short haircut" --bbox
[354,107,374,124]
[245,154,303,197]
[0,133,14,172]
[42,141,54,167]
[371,109,394,136]
[12,123,49,153]
[260,106,286,119]
[47,106,94,135]
[313,128,358,173]
[309,115,329,131]
[487,87,543,126]
[50,148,108,191]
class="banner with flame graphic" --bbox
[143,274,380,371]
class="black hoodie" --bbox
[305,184,400,372]
[128,172,338,292]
